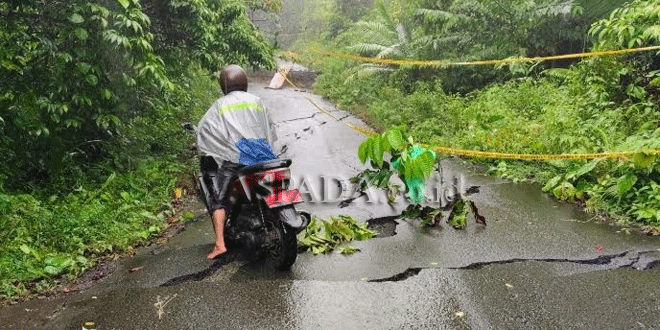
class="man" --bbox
[197,64,277,259]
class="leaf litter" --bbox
[298,215,377,254]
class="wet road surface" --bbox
[2,74,660,329]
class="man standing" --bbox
[197,65,277,259]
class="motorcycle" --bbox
[196,156,310,270]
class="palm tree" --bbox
[339,0,586,93]
[413,0,579,61]
[337,0,423,82]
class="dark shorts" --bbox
[200,157,244,212]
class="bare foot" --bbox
[207,245,227,259]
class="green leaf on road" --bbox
[336,246,360,255]
[183,211,196,220]
[299,215,376,255]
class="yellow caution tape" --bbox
[311,45,660,67]
[278,68,375,135]
[277,68,660,161]
[426,147,660,161]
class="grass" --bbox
[0,161,177,298]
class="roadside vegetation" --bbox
[292,0,660,228]
[0,0,280,300]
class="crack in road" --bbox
[277,145,288,158]
[275,113,320,124]
[368,268,422,282]
[645,259,660,269]
[368,250,660,283]
[282,125,319,140]
[160,217,399,288]
[160,250,660,287]
[451,251,631,270]
[160,252,243,287]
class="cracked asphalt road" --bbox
[3,74,660,329]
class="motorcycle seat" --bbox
[238,159,292,176]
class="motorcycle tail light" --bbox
[264,189,304,208]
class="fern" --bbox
[347,43,391,56]
[352,21,397,42]
[375,0,396,31]
[414,8,471,28]
[377,45,404,59]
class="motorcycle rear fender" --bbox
[276,206,309,231]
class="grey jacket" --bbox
[197,91,277,167]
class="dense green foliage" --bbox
[295,0,373,42]
[300,0,593,94]
[579,0,627,19]
[0,0,274,191]
[0,0,275,299]
[243,0,283,12]
[1,0,166,191]
[298,0,660,227]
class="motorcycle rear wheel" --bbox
[266,216,298,271]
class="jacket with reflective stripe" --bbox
[197,91,277,166]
